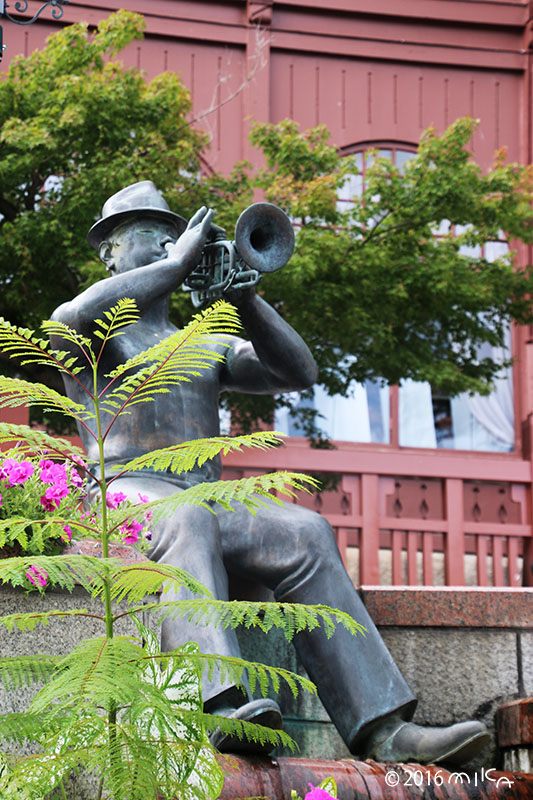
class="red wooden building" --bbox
[2,0,533,589]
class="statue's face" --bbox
[105,216,181,273]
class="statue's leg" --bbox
[102,476,246,708]
[217,497,417,751]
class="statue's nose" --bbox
[160,234,175,248]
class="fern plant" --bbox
[0,301,364,800]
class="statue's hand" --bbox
[164,206,214,272]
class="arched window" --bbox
[275,144,515,453]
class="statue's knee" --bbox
[150,509,220,560]
[296,513,338,567]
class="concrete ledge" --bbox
[359,587,533,628]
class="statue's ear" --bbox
[99,240,115,273]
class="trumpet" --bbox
[183,203,294,308]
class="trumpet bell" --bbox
[235,202,294,274]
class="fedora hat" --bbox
[87,180,187,249]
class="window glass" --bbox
[337,172,363,212]
[275,380,390,444]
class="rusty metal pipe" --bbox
[217,756,533,799]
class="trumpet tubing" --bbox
[183,203,294,308]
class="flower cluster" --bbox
[0,450,88,565]
[107,491,153,546]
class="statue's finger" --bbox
[187,206,208,229]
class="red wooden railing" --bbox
[3,406,532,587]
[223,441,533,588]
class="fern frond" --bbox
[92,297,140,344]
[200,709,297,751]
[145,471,319,525]
[29,636,148,712]
[0,555,115,595]
[0,710,61,744]
[141,647,316,700]
[146,598,367,642]
[0,608,100,633]
[0,654,59,689]
[106,562,212,605]
[0,423,86,460]
[0,739,98,800]
[104,300,240,382]
[101,726,223,800]
[0,318,86,375]
[100,301,240,413]
[111,431,283,477]
[40,318,93,352]
[0,377,93,421]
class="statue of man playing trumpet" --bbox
[52,180,488,765]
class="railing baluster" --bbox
[445,478,465,585]
[407,531,418,585]
[392,530,403,585]
[507,536,521,587]
[336,527,348,570]
[422,532,434,586]
[492,536,505,586]
[360,473,380,585]
[477,536,489,586]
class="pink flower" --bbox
[304,785,336,800]
[26,565,48,588]
[70,468,84,489]
[62,524,72,542]
[119,519,143,544]
[39,460,67,485]
[106,491,128,509]
[40,496,55,512]
[1,458,34,486]
[40,482,69,511]
[136,493,153,523]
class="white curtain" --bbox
[398,333,513,452]
[399,380,437,448]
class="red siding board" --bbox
[271,51,521,165]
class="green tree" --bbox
[0,8,249,422]
[0,10,240,348]
[250,118,533,399]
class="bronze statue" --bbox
[52,181,489,764]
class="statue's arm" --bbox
[221,290,318,394]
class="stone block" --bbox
[519,632,533,696]
[496,698,533,747]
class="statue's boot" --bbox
[363,715,490,765]
[208,697,283,754]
